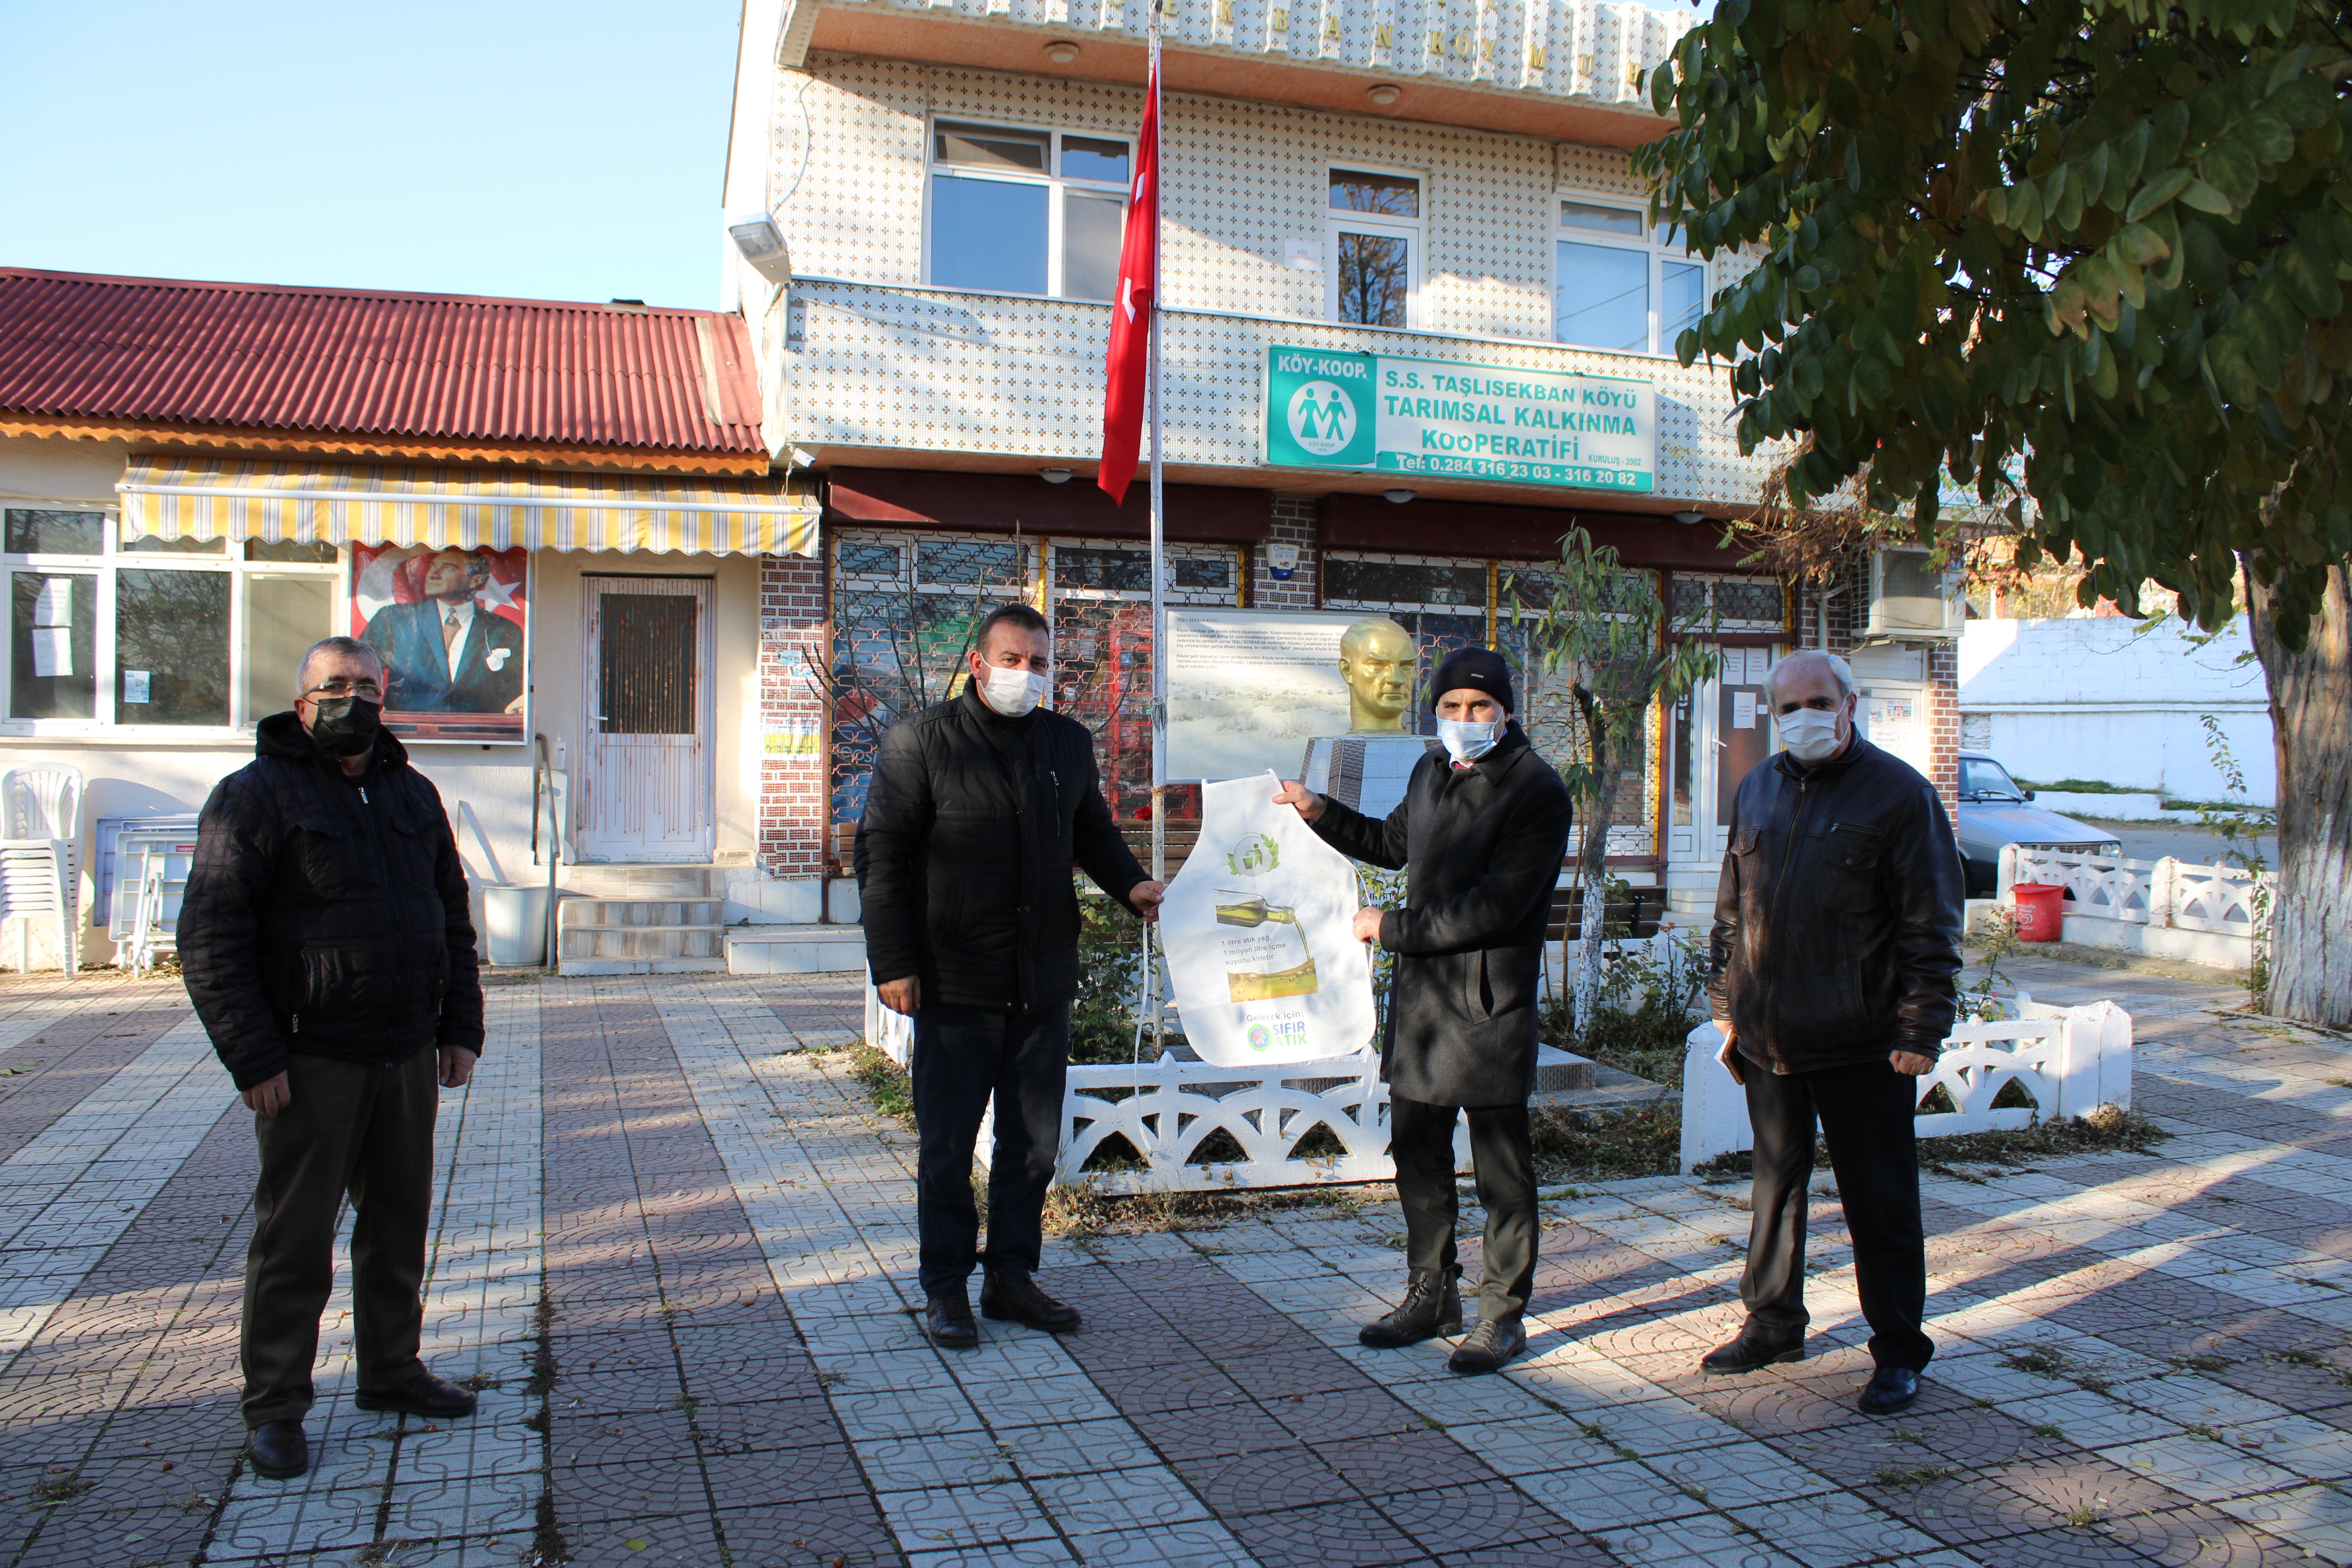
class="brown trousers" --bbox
[241,1048,438,1427]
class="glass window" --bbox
[1556,197,1711,354]
[1325,557,1486,607]
[1173,556,1231,591]
[931,175,1051,295]
[246,538,340,564]
[1959,757,2025,801]
[1556,241,1651,352]
[4,509,102,556]
[1336,233,1412,328]
[10,571,96,718]
[927,123,1129,301]
[1055,547,1151,592]
[936,123,1049,172]
[1328,170,1422,329]
[116,569,231,725]
[1063,191,1126,304]
[5,512,341,730]
[837,541,903,577]
[1061,137,1130,185]
[244,575,335,722]
[1331,171,1420,218]
[918,538,1026,589]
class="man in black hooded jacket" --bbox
[179,635,485,1480]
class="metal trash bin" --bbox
[483,884,552,967]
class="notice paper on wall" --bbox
[122,671,151,705]
[1731,691,1756,730]
[32,577,71,626]
[1158,773,1376,1067]
[30,627,71,678]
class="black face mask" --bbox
[306,695,383,758]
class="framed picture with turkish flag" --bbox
[349,543,531,743]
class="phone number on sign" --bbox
[1377,452,1652,488]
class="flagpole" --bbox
[1145,1,1168,1054]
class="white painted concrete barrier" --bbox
[1999,845,2269,971]
[1677,997,2135,1174]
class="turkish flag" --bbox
[1097,56,1159,507]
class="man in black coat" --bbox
[1701,648,1964,1417]
[858,603,1164,1348]
[179,636,486,1481]
[1276,648,1572,1374]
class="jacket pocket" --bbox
[1811,827,1883,913]
[1466,950,1494,1020]
[1733,827,1761,856]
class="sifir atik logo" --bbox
[1244,1018,1311,1053]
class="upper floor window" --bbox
[927,122,1130,302]
[1329,169,1422,329]
[1554,198,1707,355]
[4,508,339,733]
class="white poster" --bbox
[1165,608,1362,782]
[30,626,71,678]
[1161,773,1377,1067]
[121,670,151,705]
[32,577,71,626]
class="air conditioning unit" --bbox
[1863,548,1965,639]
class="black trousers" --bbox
[1742,1057,1933,1371]
[910,1000,1070,1297]
[1390,1096,1537,1324]
[243,1048,437,1427]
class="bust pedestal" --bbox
[1299,733,1438,821]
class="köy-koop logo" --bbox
[1286,380,1357,458]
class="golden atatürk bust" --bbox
[1339,616,1416,733]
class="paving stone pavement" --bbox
[0,953,2341,1567]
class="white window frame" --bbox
[921,117,1133,302]
[1,507,343,740]
[1325,165,1426,331]
[1551,191,1710,357]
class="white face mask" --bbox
[1436,716,1504,765]
[1778,705,1845,764]
[977,664,1049,717]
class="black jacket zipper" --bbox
[1758,774,1817,1074]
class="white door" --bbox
[579,576,714,862]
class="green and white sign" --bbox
[1264,346,1656,494]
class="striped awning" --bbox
[115,456,818,557]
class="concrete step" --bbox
[725,925,867,976]
[557,958,729,976]
[558,898,723,929]
[1534,1044,1597,1092]
[560,864,725,899]
[558,925,724,963]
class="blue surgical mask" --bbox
[1436,716,1502,765]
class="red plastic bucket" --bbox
[2012,883,2066,943]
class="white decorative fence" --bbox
[2000,845,2270,971]
[864,983,1479,1193]
[1677,998,2135,1174]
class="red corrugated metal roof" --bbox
[0,267,762,453]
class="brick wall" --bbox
[1253,496,1322,610]
[757,549,832,880]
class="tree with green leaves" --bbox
[1641,0,2351,1025]
[1514,528,1720,1031]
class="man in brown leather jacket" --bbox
[1700,649,1964,1417]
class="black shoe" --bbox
[1859,1366,1921,1415]
[1699,1329,1805,1376]
[1447,1318,1526,1375]
[1359,1268,1464,1348]
[246,1419,308,1479]
[926,1288,979,1348]
[354,1367,478,1419]
[979,1268,1081,1332]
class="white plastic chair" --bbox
[0,765,83,976]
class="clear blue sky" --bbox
[3,0,1706,311]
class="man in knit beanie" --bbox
[1275,646,1572,1373]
